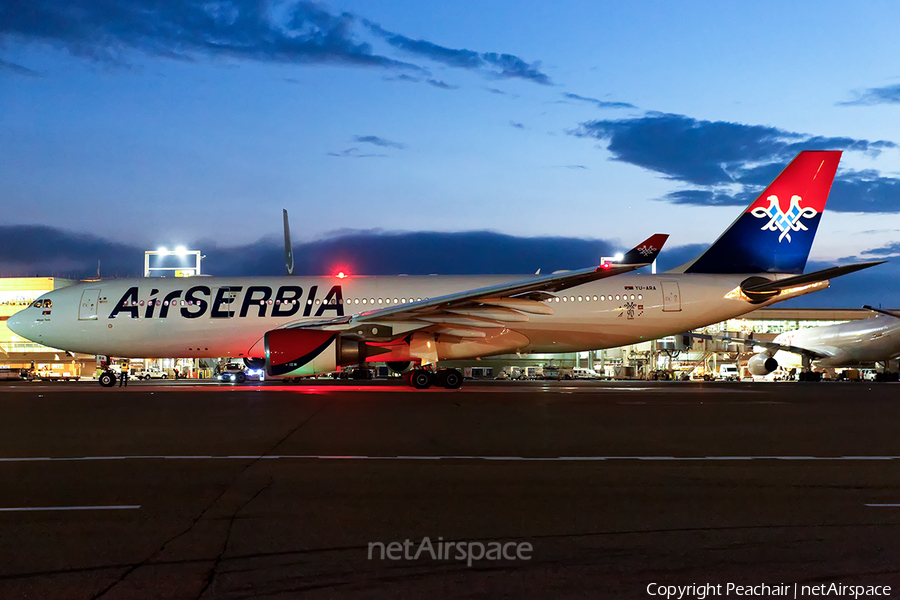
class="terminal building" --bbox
[1,275,891,381]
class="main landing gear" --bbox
[403,368,463,390]
[99,371,117,387]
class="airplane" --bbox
[7,150,884,389]
[691,306,900,381]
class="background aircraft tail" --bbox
[676,151,841,274]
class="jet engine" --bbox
[243,357,266,370]
[265,329,366,377]
[747,353,778,376]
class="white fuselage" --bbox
[769,316,900,368]
[9,273,821,361]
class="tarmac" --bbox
[0,379,899,599]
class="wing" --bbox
[290,234,668,336]
[689,332,830,360]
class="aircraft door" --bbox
[79,289,101,320]
[661,281,682,312]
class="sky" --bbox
[1,0,899,307]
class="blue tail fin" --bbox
[679,151,841,274]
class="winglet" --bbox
[617,234,669,266]
[283,209,294,276]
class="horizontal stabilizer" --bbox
[863,305,900,319]
[742,261,885,293]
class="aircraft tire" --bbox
[409,370,433,389]
[437,369,463,389]
[99,372,116,388]
[236,372,247,384]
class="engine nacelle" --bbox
[243,357,266,370]
[747,353,778,376]
[265,329,364,377]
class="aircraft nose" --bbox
[6,309,25,336]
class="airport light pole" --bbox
[144,247,204,277]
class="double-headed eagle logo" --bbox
[750,195,817,243]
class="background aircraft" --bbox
[693,306,900,381]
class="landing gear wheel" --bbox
[236,372,247,384]
[99,372,116,387]
[437,369,463,389]
[409,369,433,389]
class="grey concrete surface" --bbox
[0,380,898,599]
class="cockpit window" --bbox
[43,299,52,308]
[32,300,42,308]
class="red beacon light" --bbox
[336,271,347,279]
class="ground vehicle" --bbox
[137,367,169,380]
[716,364,740,381]
[35,364,79,381]
[572,367,603,379]
[217,363,264,384]
[0,368,28,381]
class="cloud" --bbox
[839,83,900,106]
[0,226,621,278]
[0,0,420,70]
[384,73,420,83]
[326,147,386,158]
[562,92,636,109]
[509,121,525,129]
[0,57,42,76]
[485,87,508,95]
[857,241,900,259]
[0,225,143,278]
[425,78,457,90]
[353,135,406,149]
[0,0,551,88]
[364,20,551,85]
[570,112,900,213]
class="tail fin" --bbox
[618,233,668,265]
[679,151,841,274]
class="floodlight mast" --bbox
[143,249,203,277]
